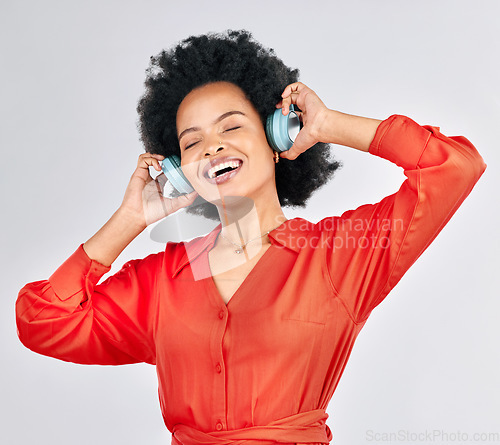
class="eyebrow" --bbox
[178,110,246,142]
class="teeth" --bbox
[208,160,242,179]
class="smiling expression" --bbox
[176,81,277,206]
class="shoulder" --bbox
[162,228,219,278]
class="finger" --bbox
[281,84,298,115]
[138,155,163,172]
[286,144,309,161]
[139,153,165,168]
[282,94,300,115]
[140,152,165,160]
[139,153,165,165]
[281,82,304,99]
[282,95,295,115]
[279,133,309,161]
[279,147,301,161]
[132,155,165,185]
[281,85,305,115]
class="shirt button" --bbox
[218,310,224,320]
[216,421,223,431]
[216,363,222,373]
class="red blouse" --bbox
[16,115,486,445]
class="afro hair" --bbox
[137,29,341,221]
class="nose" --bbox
[204,137,224,157]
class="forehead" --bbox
[176,82,255,126]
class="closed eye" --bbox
[185,141,199,149]
[185,127,240,149]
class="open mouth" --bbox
[204,159,243,184]
[205,160,243,179]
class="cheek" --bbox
[180,154,201,182]
[248,150,276,185]
[177,150,200,182]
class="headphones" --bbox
[160,104,301,194]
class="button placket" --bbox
[212,307,227,432]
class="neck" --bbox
[214,194,287,248]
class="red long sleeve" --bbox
[320,114,487,322]
[16,245,162,365]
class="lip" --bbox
[205,162,243,185]
[202,156,244,180]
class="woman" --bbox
[16,30,486,444]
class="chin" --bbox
[206,193,255,210]
[195,171,274,211]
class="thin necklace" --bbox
[219,223,285,254]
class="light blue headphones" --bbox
[265,104,301,153]
[160,104,301,194]
[160,155,194,194]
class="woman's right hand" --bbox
[120,153,199,229]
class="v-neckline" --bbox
[205,243,276,308]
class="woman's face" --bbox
[176,81,277,206]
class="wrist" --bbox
[317,109,382,152]
[83,208,145,267]
[115,206,147,233]
[315,109,340,144]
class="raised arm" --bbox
[277,82,487,323]
[277,81,383,158]
[84,152,198,266]
[16,152,198,364]
[320,114,486,322]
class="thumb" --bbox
[281,131,310,160]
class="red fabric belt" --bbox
[171,409,332,445]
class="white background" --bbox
[1,1,498,444]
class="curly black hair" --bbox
[137,29,341,221]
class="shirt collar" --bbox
[171,217,313,278]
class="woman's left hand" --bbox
[276,82,330,160]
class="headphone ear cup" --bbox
[266,104,302,152]
[160,155,195,194]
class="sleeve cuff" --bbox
[368,114,431,170]
[49,244,111,301]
